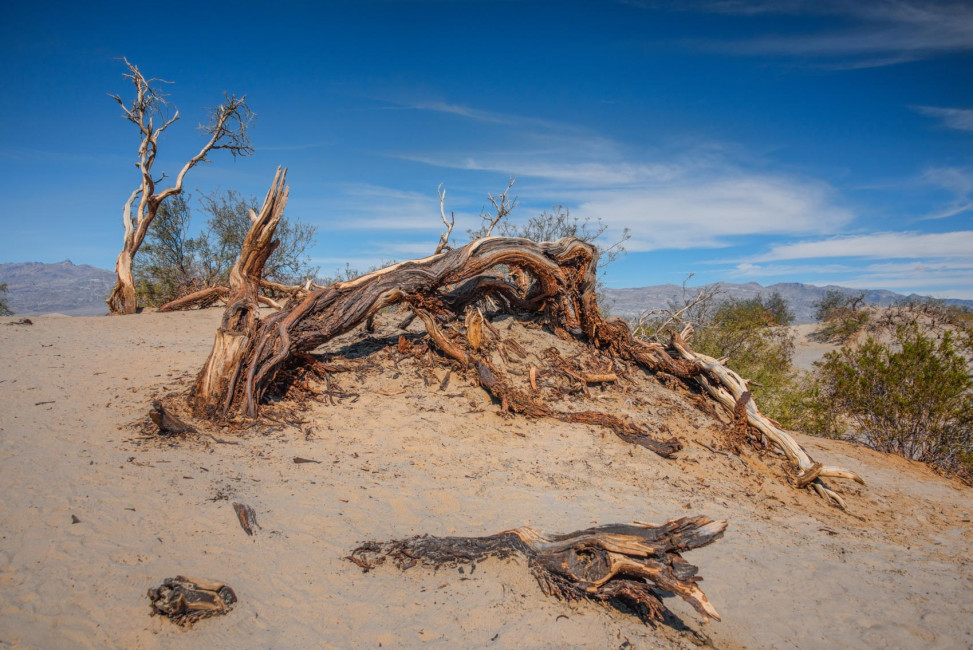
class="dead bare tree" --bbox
[106,58,254,315]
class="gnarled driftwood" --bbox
[188,182,863,504]
[349,516,727,624]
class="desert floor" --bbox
[0,310,970,649]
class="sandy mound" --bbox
[0,311,970,648]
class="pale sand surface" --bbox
[789,324,839,372]
[1,311,971,649]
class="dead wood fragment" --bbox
[583,373,617,384]
[232,502,259,536]
[349,516,727,624]
[148,576,237,627]
[474,359,681,457]
[668,331,864,507]
[795,462,824,489]
[149,401,196,435]
[158,286,229,312]
[4,318,33,326]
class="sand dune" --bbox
[0,310,970,648]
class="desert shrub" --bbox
[771,371,843,438]
[813,290,869,342]
[634,289,800,422]
[498,204,630,267]
[135,190,317,307]
[134,195,205,307]
[814,324,973,478]
[0,282,12,316]
[688,295,797,419]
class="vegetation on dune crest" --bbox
[658,288,973,480]
[816,324,973,476]
[812,289,870,343]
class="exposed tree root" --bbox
[665,328,864,507]
[349,516,727,624]
[188,186,864,505]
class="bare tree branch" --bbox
[434,183,454,254]
[481,177,518,237]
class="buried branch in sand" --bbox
[349,516,728,625]
[183,168,863,508]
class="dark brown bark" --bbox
[349,516,727,624]
[197,235,698,421]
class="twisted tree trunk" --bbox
[192,167,288,417]
[190,224,863,503]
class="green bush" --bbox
[135,191,317,307]
[815,324,973,477]
[0,282,12,316]
[684,294,798,421]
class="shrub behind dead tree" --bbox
[135,190,317,309]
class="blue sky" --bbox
[1,0,971,296]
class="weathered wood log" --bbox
[349,516,727,624]
[158,286,229,312]
[158,279,319,313]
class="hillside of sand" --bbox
[0,309,971,648]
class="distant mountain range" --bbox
[2,260,971,321]
[602,282,973,323]
[0,260,114,316]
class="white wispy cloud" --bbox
[397,153,682,187]
[730,257,973,297]
[751,230,973,261]
[728,261,855,278]
[384,99,583,134]
[314,183,444,231]
[839,264,973,296]
[912,106,973,132]
[694,1,973,67]
[576,175,852,251]
[918,166,973,219]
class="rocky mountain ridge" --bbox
[603,281,972,323]
[0,260,114,316]
[3,260,970,321]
